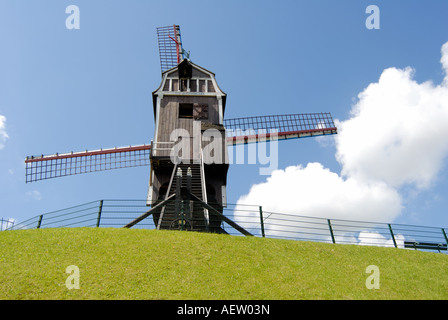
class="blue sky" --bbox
[1,0,448,228]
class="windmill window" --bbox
[190,79,197,92]
[163,79,170,91]
[165,78,214,93]
[207,80,215,92]
[193,104,208,120]
[180,79,189,92]
[199,80,206,92]
[179,103,193,118]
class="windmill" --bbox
[25,25,337,235]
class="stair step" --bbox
[155,162,211,231]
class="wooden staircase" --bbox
[154,162,226,233]
[167,163,203,201]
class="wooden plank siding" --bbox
[149,60,228,210]
[155,95,221,159]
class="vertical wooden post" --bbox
[442,228,448,244]
[37,215,43,229]
[388,224,397,248]
[186,167,192,220]
[259,206,265,238]
[96,200,104,227]
[175,167,182,230]
[328,219,336,244]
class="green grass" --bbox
[1,227,447,299]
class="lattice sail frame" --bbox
[25,113,337,183]
[224,113,337,145]
[25,145,151,183]
[157,25,183,73]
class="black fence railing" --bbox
[5,200,448,253]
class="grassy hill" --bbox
[1,227,447,300]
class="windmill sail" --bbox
[25,144,151,183]
[157,25,184,73]
[224,113,337,145]
[24,113,337,183]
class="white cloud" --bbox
[0,115,8,150]
[357,231,405,248]
[26,190,42,201]
[336,66,448,189]
[441,41,448,85]
[236,41,448,225]
[236,163,402,222]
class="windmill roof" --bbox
[152,60,227,118]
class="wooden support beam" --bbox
[189,194,253,237]
[123,194,176,228]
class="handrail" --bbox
[200,148,210,229]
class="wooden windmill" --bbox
[25,25,337,235]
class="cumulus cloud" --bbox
[0,115,8,150]
[336,66,448,189]
[235,41,448,226]
[441,41,448,85]
[236,163,401,222]
[357,231,405,248]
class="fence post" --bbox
[37,215,43,229]
[442,228,448,244]
[3,218,14,230]
[259,206,265,238]
[327,219,336,244]
[96,200,104,227]
[388,224,397,248]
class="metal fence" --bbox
[1,218,15,231]
[4,200,448,253]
